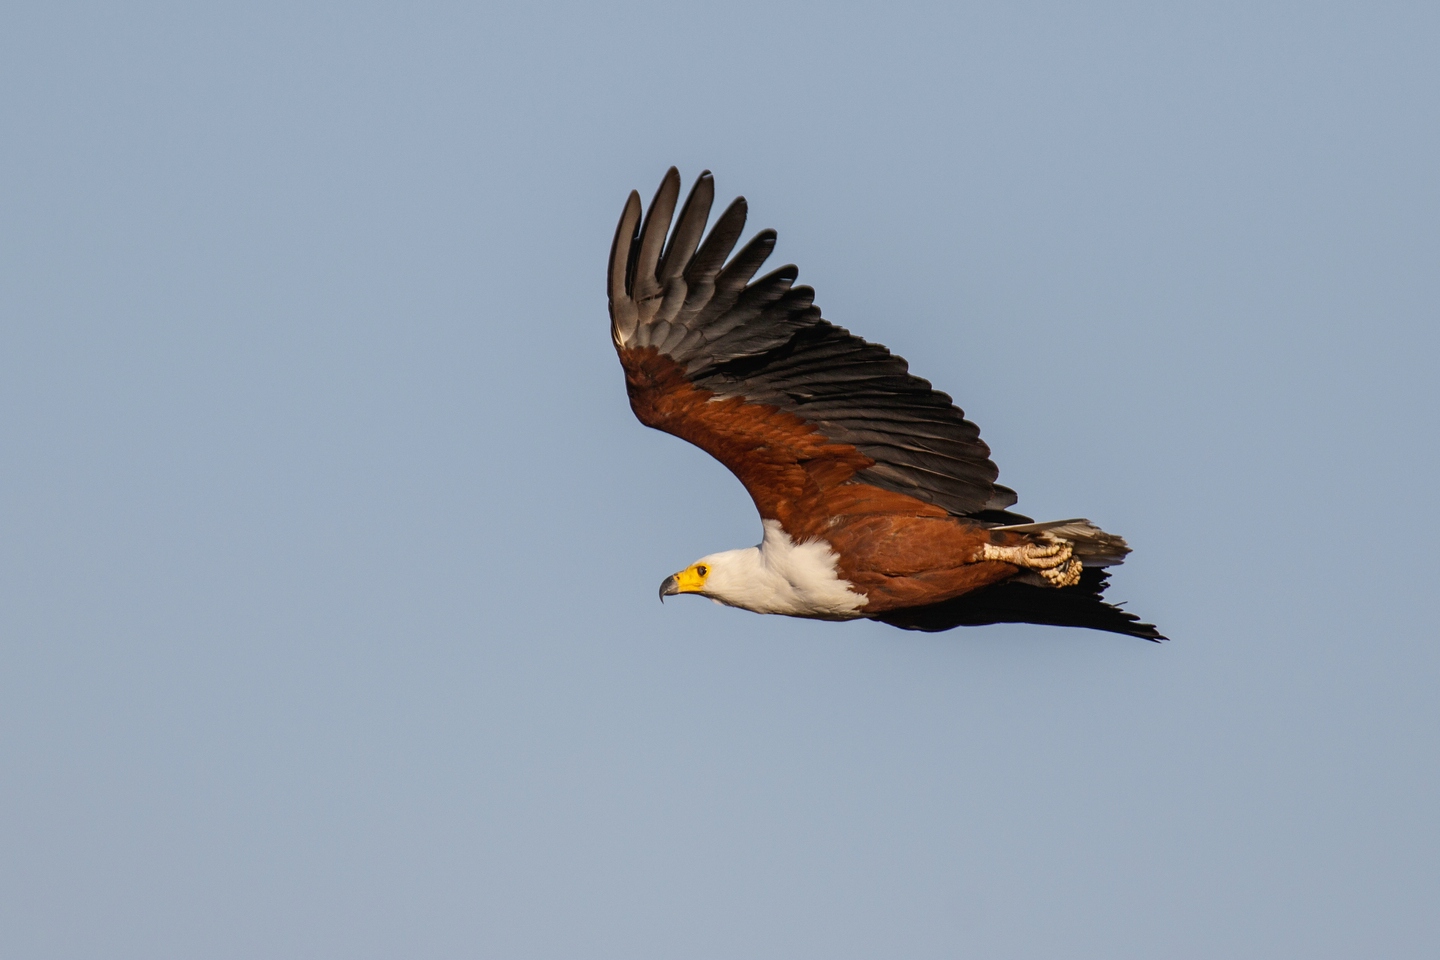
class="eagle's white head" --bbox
[657,521,868,620]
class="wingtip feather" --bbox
[608,190,643,344]
[632,168,681,304]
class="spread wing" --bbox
[609,168,1029,536]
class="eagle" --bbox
[610,169,1164,641]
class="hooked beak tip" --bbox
[659,574,679,603]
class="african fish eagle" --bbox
[610,169,1164,641]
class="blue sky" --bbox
[3,3,1438,957]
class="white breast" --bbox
[699,520,868,619]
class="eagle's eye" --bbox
[696,565,708,577]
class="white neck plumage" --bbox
[697,520,868,620]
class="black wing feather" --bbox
[612,168,1028,522]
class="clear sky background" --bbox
[3,2,1437,957]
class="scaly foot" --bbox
[980,535,1083,587]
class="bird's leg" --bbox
[981,534,1082,587]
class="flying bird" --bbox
[610,169,1163,640]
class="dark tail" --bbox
[872,567,1166,641]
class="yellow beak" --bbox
[658,567,706,602]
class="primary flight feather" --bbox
[610,168,1163,640]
